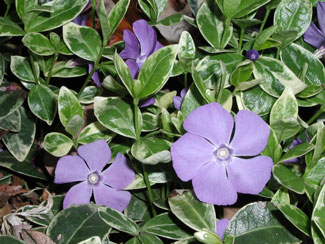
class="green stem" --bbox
[220,18,231,48]
[4,3,10,17]
[237,28,245,54]
[276,48,280,59]
[260,5,271,33]
[142,164,157,217]
[133,99,141,140]
[29,52,39,85]
[184,72,188,88]
[217,63,227,103]
[45,53,58,86]
[307,105,325,125]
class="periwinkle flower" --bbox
[54,140,135,211]
[246,49,259,61]
[119,19,163,79]
[173,88,187,110]
[216,218,229,240]
[171,103,273,205]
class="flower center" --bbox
[217,148,229,159]
[213,145,233,163]
[87,171,101,185]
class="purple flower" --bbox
[216,218,229,240]
[119,19,163,79]
[304,2,325,49]
[54,140,135,211]
[171,103,273,205]
[173,88,187,110]
[139,97,155,108]
[246,49,259,61]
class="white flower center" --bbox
[88,173,99,185]
[217,147,229,160]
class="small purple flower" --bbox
[216,218,229,240]
[246,49,259,61]
[139,97,155,108]
[54,140,135,211]
[171,103,273,205]
[173,88,187,110]
[304,2,325,49]
[119,19,163,79]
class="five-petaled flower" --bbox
[171,102,273,205]
[54,140,135,211]
[119,19,163,79]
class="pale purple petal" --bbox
[171,133,215,182]
[173,96,182,110]
[88,64,101,87]
[153,41,163,53]
[139,97,155,108]
[227,156,273,195]
[93,184,131,211]
[102,153,135,190]
[73,15,87,26]
[63,182,92,208]
[180,88,187,99]
[125,59,139,79]
[317,2,325,35]
[183,103,234,146]
[78,140,111,172]
[283,158,300,164]
[216,219,229,240]
[303,22,325,48]
[54,156,89,184]
[230,110,270,156]
[192,162,237,205]
[119,30,140,59]
[133,20,157,57]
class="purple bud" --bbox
[246,49,259,61]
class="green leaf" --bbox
[138,232,163,244]
[272,30,298,49]
[0,54,4,85]
[271,187,290,205]
[253,26,277,50]
[224,202,301,243]
[142,212,192,240]
[0,150,47,180]
[10,56,39,82]
[65,115,84,138]
[25,0,89,32]
[261,129,282,162]
[304,157,325,202]
[43,132,73,157]
[98,206,139,236]
[131,137,171,165]
[28,84,57,125]
[3,107,35,162]
[58,86,83,127]
[0,89,26,119]
[232,0,270,18]
[0,236,26,243]
[142,112,159,132]
[278,143,314,163]
[178,31,196,61]
[223,0,241,18]
[0,17,25,37]
[94,96,136,139]
[181,83,206,117]
[192,65,214,103]
[272,164,305,194]
[254,56,307,97]
[63,22,102,62]
[114,52,134,96]
[98,0,110,46]
[79,86,98,104]
[274,0,312,39]
[231,60,253,87]
[47,204,111,244]
[194,230,222,244]
[277,204,311,236]
[169,190,216,232]
[22,32,56,56]
[77,236,102,244]
[0,109,21,132]
[137,45,178,98]
[51,61,87,78]
[312,184,325,238]
[78,122,114,145]
[151,13,183,26]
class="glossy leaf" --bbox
[137,45,178,98]
[194,230,222,244]
[262,129,282,163]
[169,190,216,232]
[0,89,26,119]
[51,61,87,78]
[65,115,84,138]
[312,184,325,238]
[181,83,206,117]
[79,86,98,104]
[28,84,57,125]
[278,143,314,163]
[253,26,277,50]
[178,31,196,61]
[47,204,110,244]
[58,86,83,127]
[94,96,136,139]
[2,107,36,162]
[77,122,114,145]
[10,56,39,82]
[63,22,102,62]
[0,236,26,243]
[0,109,21,132]
[304,157,325,202]
[138,232,163,244]
[232,0,270,18]
[22,32,56,56]
[114,52,134,96]
[0,17,25,37]
[43,132,73,157]
[273,164,305,194]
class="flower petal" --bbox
[216,218,229,240]
[119,30,140,59]
[73,15,87,26]
[192,162,237,205]
[102,153,135,190]
[227,156,273,195]
[63,181,92,208]
[78,140,111,172]
[139,97,155,108]
[303,22,325,48]
[88,64,101,87]
[183,102,234,146]
[318,2,325,36]
[171,133,215,182]
[125,59,139,79]
[153,41,163,53]
[133,20,157,57]
[230,110,270,156]
[94,184,131,211]
[54,155,89,184]
[173,96,182,110]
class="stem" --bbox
[184,72,188,88]
[217,62,227,103]
[142,164,157,217]
[260,5,271,33]
[220,18,231,48]
[133,99,141,140]
[91,0,96,29]
[276,48,280,59]
[237,28,245,54]
[45,53,58,86]
[307,105,325,125]
[4,3,10,17]
[29,52,39,85]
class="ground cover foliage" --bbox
[0,0,324,243]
